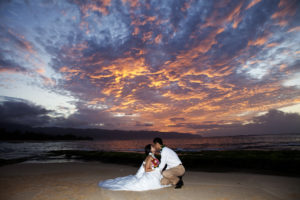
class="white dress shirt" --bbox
[158,146,182,172]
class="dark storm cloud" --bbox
[251,109,300,133]
[53,102,139,130]
[0,96,131,130]
[54,106,113,128]
[0,97,53,126]
[179,109,300,136]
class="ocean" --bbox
[1,134,300,162]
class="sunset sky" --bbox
[0,0,300,136]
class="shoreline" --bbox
[1,150,300,177]
[1,161,300,200]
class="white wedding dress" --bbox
[98,154,171,191]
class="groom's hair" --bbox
[153,137,163,145]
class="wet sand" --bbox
[1,162,300,200]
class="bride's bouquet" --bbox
[152,158,160,168]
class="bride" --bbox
[98,144,171,191]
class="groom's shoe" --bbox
[175,177,184,189]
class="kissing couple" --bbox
[98,137,185,191]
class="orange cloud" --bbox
[45,1,300,134]
[266,42,279,48]
[60,66,83,80]
[142,31,153,43]
[224,1,243,28]
[122,0,140,8]
[181,1,191,12]
[248,34,270,46]
[154,34,162,44]
[279,64,287,72]
[36,68,45,75]
[88,97,106,105]
[287,26,300,33]
[80,0,111,16]
[41,76,56,86]
[87,56,150,99]
[0,68,21,74]
[132,26,139,35]
[7,29,35,54]
[272,0,297,19]
[271,0,298,27]
[246,0,262,10]
[180,27,225,62]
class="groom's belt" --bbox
[169,163,183,168]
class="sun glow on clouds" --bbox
[283,72,300,88]
[0,0,300,134]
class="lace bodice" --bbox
[149,153,160,169]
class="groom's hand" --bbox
[162,164,167,172]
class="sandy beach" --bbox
[0,161,300,200]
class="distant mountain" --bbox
[0,122,32,131]
[0,122,201,140]
[0,123,92,141]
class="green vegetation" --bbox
[48,150,300,177]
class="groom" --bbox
[153,137,185,189]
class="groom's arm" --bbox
[158,151,167,172]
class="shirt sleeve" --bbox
[158,149,167,172]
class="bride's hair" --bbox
[144,144,152,156]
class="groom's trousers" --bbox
[161,164,185,185]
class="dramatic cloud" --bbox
[0,97,53,126]
[198,109,300,136]
[0,0,299,135]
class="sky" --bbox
[0,0,300,136]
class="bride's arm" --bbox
[144,156,153,172]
